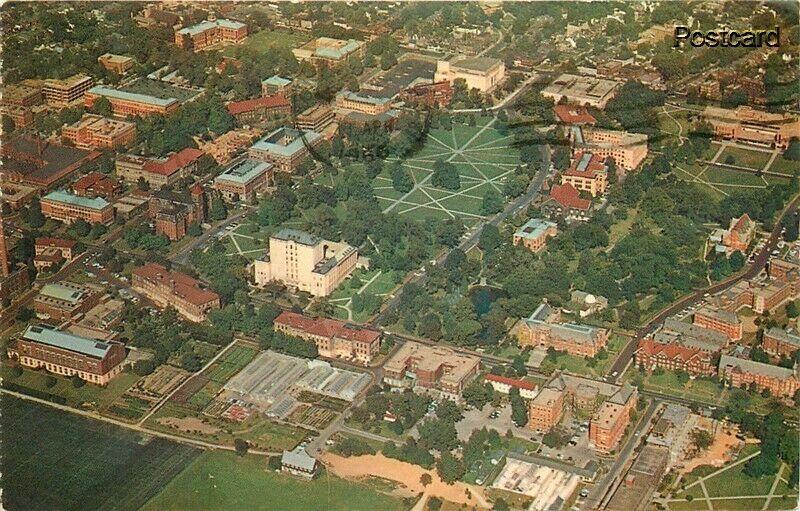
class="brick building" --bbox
[41,190,114,225]
[42,74,94,107]
[115,148,204,188]
[763,327,800,358]
[383,341,480,402]
[7,325,126,385]
[693,306,743,342]
[148,184,206,241]
[553,104,596,125]
[2,136,100,189]
[132,263,220,322]
[719,355,799,399]
[484,374,538,400]
[84,86,179,117]
[34,237,77,271]
[72,172,121,199]
[542,74,620,109]
[249,126,322,173]
[528,387,565,432]
[262,75,292,96]
[295,104,335,133]
[0,220,30,303]
[226,93,291,125]
[61,114,136,150]
[34,282,101,323]
[513,218,558,253]
[97,53,134,74]
[175,19,248,51]
[334,91,392,116]
[513,303,609,357]
[213,159,272,204]
[634,338,715,377]
[399,81,453,108]
[561,152,608,197]
[292,37,365,68]
[571,126,648,171]
[589,385,637,453]
[721,214,756,253]
[541,183,592,221]
[703,106,800,150]
[273,311,381,364]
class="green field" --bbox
[223,28,311,56]
[673,159,788,198]
[718,146,773,170]
[206,344,259,383]
[2,396,200,511]
[141,451,408,511]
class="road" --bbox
[171,207,254,266]
[607,193,800,382]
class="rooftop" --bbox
[22,325,113,359]
[133,263,219,306]
[215,159,272,185]
[275,311,381,344]
[719,354,796,379]
[177,18,246,36]
[251,126,321,157]
[515,218,557,240]
[87,85,178,108]
[272,228,321,246]
[765,327,800,349]
[38,282,89,305]
[451,56,503,73]
[42,190,110,210]
[262,75,292,87]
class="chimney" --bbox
[0,218,10,277]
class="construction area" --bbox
[222,350,371,419]
[491,456,581,511]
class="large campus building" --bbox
[763,327,800,358]
[2,135,100,189]
[84,86,179,117]
[693,306,743,342]
[295,104,335,133]
[274,311,381,365]
[434,56,505,92]
[513,303,609,357]
[175,19,248,50]
[253,229,357,297]
[132,263,220,322]
[41,190,114,225]
[528,387,565,432]
[33,237,77,271]
[383,341,480,402]
[542,74,621,109]
[7,325,126,385]
[292,37,365,67]
[570,126,648,171]
[334,91,392,116]
[148,184,206,241]
[213,159,272,204]
[34,282,101,323]
[703,105,800,150]
[226,93,291,125]
[42,74,94,107]
[513,218,558,253]
[589,385,637,453]
[561,152,608,197]
[0,221,30,303]
[115,148,205,188]
[61,114,136,150]
[718,355,799,399]
[635,338,716,377]
[248,126,322,173]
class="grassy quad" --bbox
[718,146,773,170]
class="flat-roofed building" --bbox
[693,306,742,341]
[132,263,220,322]
[1,136,100,189]
[115,148,204,188]
[253,228,357,297]
[1,104,34,128]
[562,152,607,197]
[703,105,800,150]
[383,341,480,402]
[33,237,77,271]
[296,104,335,132]
[262,75,292,96]
[274,311,381,364]
[719,354,799,399]
[435,56,505,92]
[485,373,538,400]
[7,325,126,385]
[513,303,609,357]
[84,86,179,117]
[657,318,729,352]
[226,93,291,125]
[763,327,800,358]
[589,384,637,453]
[281,447,318,479]
[213,159,272,203]
[34,282,101,323]
[0,221,30,303]
[571,126,648,171]
[293,37,365,67]
[2,83,44,107]
[41,190,114,225]
[248,126,322,173]
[718,278,798,315]
[61,114,136,150]
[513,218,557,253]
[42,74,94,107]
[334,91,392,116]
[542,74,621,109]
[98,53,134,74]
[175,19,248,51]
[528,387,565,432]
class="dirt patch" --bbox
[158,416,220,435]
[321,452,490,509]
[680,421,743,475]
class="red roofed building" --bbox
[274,311,381,364]
[72,171,121,199]
[561,152,607,197]
[131,263,220,322]
[721,213,755,253]
[554,104,596,125]
[399,81,454,108]
[485,373,538,399]
[116,148,205,188]
[227,93,291,125]
[635,338,715,377]
[542,183,591,221]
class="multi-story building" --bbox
[41,190,114,225]
[703,106,800,150]
[226,93,291,125]
[7,325,126,385]
[334,91,392,116]
[570,126,648,171]
[262,75,292,96]
[61,114,136,150]
[2,83,44,107]
[719,354,799,399]
[42,74,94,107]
[148,184,206,241]
[656,318,729,352]
[0,221,30,303]
[174,19,248,50]
[383,341,480,402]
[589,384,637,453]
[273,311,381,365]
[115,148,204,188]
[34,282,101,323]
[541,74,621,109]
[97,53,134,74]
[132,263,220,322]
[769,258,800,283]
[763,327,800,358]
[721,214,756,253]
[434,56,505,92]
[635,338,715,377]
[399,81,454,109]
[561,152,608,197]
[213,159,273,204]
[292,37,365,67]
[1,135,100,189]
[513,303,609,357]
[553,104,596,126]
[717,278,798,315]
[33,237,77,271]
[253,228,357,297]
[513,218,558,253]
[528,387,565,432]
[485,374,538,400]
[1,104,34,128]
[542,183,592,221]
[72,172,121,199]
[281,447,318,480]
[296,104,335,133]
[693,306,742,342]
[248,126,322,173]
[84,86,179,117]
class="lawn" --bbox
[2,396,200,511]
[718,146,773,170]
[628,369,727,406]
[767,154,798,176]
[223,28,311,56]
[141,451,408,511]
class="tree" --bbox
[430,159,460,190]
[187,223,202,236]
[509,387,528,426]
[426,496,443,511]
[436,400,464,423]
[91,96,113,117]
[690,429,713,452]
[2,114,15,135]
[436,451,465,484]
[44,375,58,388]
[390,162,413,192]
[493,498,510,511]
[209,196,228,221]
[481,189,503,216]
[71,374,85,388]
[380,51,398,70]
[234,438,250,456]
[420,473,432,487]
[418,418,459,452]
